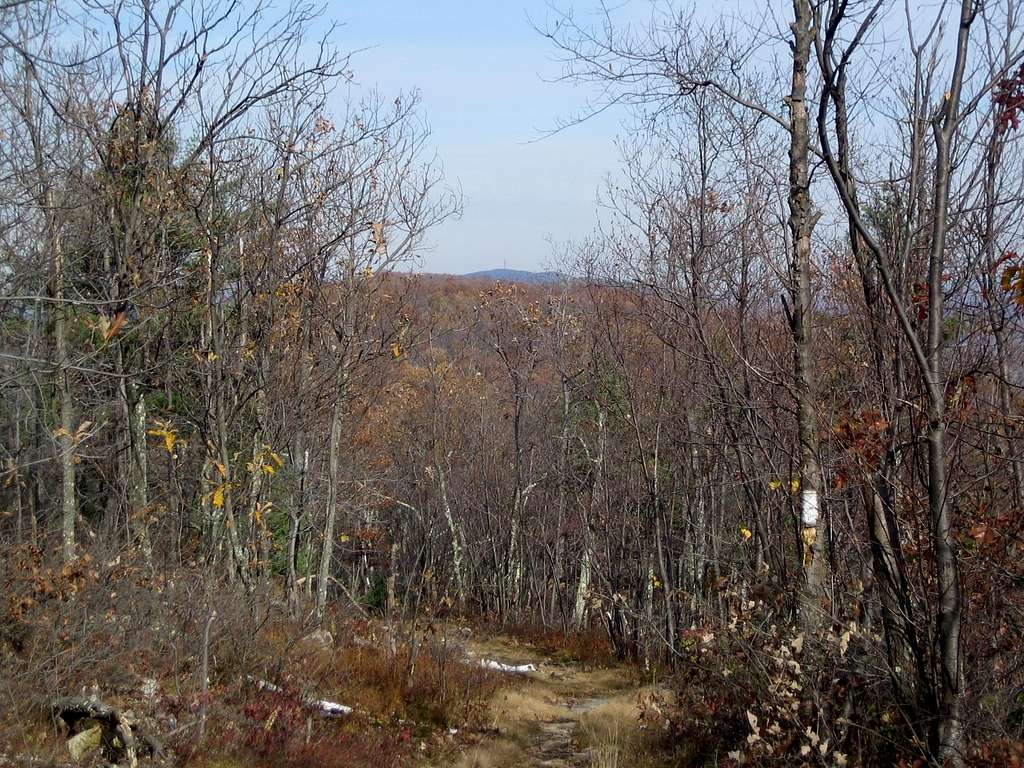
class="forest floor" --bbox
[1,609,674,768]
[442,634,669,768]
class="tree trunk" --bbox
[787,0,828,631]
[315,361,350,625]
[573,409,605,629]
[49,191,78,564]
[288,293,314,611]
[551,377,570,623]
[435,457,466,604]
[122,364,152,567]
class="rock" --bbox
[479,658,536,674]
[52,695,139,768]
[251,677,353,717]
[67,724,102,762]
[301,628,334,650]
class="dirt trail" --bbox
[449,636,659,768]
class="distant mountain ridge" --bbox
[460,268,567,285]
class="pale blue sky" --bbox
[326,0,958,275]
[332,1,631,274]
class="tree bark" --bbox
[315,355,351,625]
[787,0,828,630]
[573,408,605,629]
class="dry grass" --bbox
[497,622,619,668]
[0,548,503,768]
[578,695,667,768]
[582,715,625,768]
[434,634,667,768]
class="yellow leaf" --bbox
[214,461,228,479]
[790,478,801,493]
[148,421,178,454]
[212,485,226,509]
[391,343,402,359]
[768,479,782,491]
[339,533,351,542]
[248,446,284,475]
[254,501,272,526]
[740,527,753,541]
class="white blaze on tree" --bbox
[801,490,819,527]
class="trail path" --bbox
[449,636,659,768]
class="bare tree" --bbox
[815,0,1023,758]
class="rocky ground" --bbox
[446,635,666,768]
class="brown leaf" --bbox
[104,312,128,341]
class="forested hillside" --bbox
[1,1,1023,767]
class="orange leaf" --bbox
[104,312,128,341]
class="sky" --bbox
[329,0,820,275]
[330,1,634,275]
